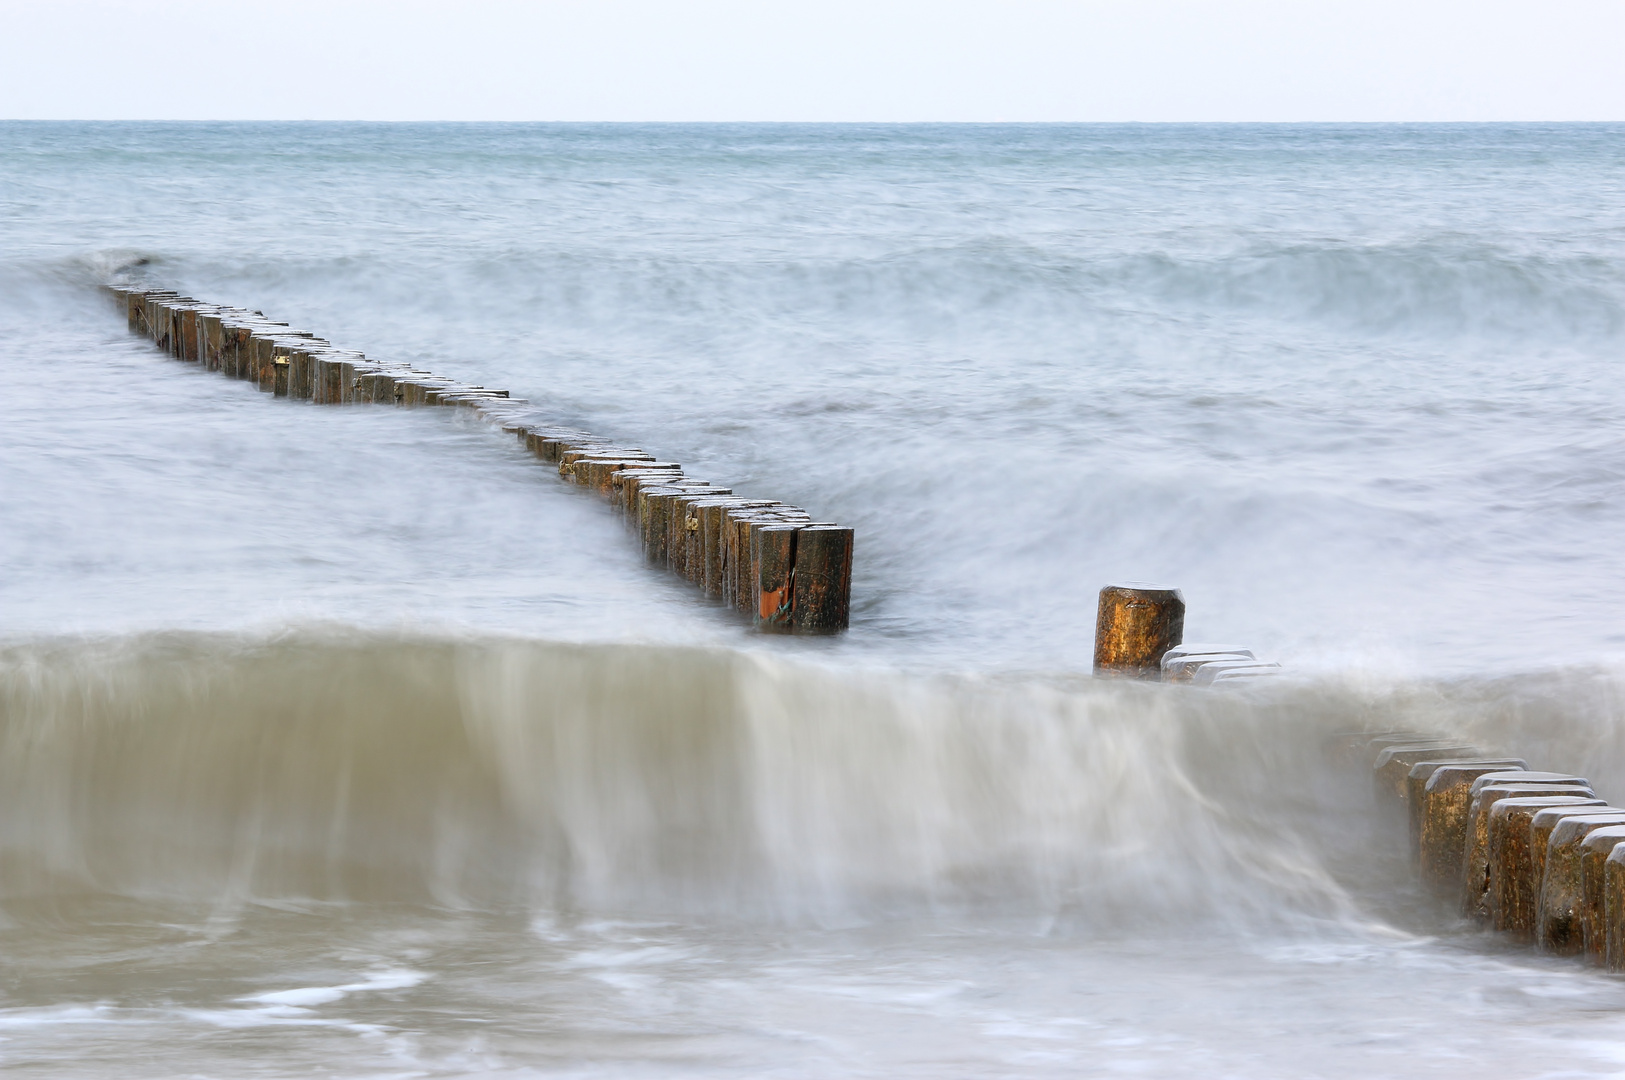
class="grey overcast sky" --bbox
[1,0,1620,122]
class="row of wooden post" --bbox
[1355,732,1625,969]
[106,284,854,634]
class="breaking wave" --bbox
[5,631,1624,930]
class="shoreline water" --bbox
[4,121,1625,1075]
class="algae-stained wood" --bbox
[1094,583,1184,677]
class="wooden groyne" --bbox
[105,284,854,633]
[1348,730,1625,970]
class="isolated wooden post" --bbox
[1093,583,1184,677]
[791,525,853,633]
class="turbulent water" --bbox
[3,122,1625,1076]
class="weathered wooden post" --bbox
[701,499,772,597]
[640,487,687,565]
[337,356,372,403]
[742,513,808,613]
[178,306,201,361]
[685,497,744,591]
[1464,782,1596,919]
[615,467,683,518]
[1406,758,1525,861]
[724,507,779,610]
[357,369,400,403]
[1488,799,1605,940]
[1372,744,1482,801]
[1537,812,1625,954]
[1606,845,1625,972]
[149,296,174,352]
[791,525,854,633]
[666,489,730,577]
[198,311,223,370]
[1419,768,1554,890]
[1093,584,1184,678]
[312,353,348,403]
[1583,828,1625,963]
[752,523,800,632]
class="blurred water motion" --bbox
[4,122,1625,1076]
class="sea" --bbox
[2,121,1624,1077]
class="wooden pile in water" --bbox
[106,284,853,634]
[1345,730,1625,968]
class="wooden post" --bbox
[1464,783,1595,920]
[288,347,316,399]
[701,499,771,597]
[338,356,372,403]
[1093,583,1184,678]
[791,525,853,633]
[178,306,202,361]
[681,497,729,584]
[1418,769,1562,891]
[313,353,347,403]
[151,297,176,353]
[252,336,276,391]
[1371,744,1481,801]
[197,311,219,369]
[640,488,686,565]
[614,467,683,516]
[358,370,400,404]
[1582,828,1625,963]
[722,506,776,608]
[668,489,732,579]
[225,322,258,379]
[741,511,809,614]
[1405,759,1524,862]
[1489,799,1604,940]
[1537,813,1625,955]
[753,524,799,633]
[1606,845,1625,972]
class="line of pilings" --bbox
[105,284,853,634]
[1344,731,1625,970]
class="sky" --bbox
[0,0,1621,122]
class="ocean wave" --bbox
[136,238,1625,362]
[5,631,1620,928]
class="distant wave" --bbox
[125,238,1622,349]
[1114,241,1625,340]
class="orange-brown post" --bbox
[1093,583,1184,678]
[753,524,800,633]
